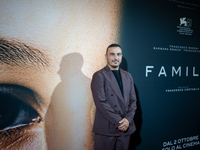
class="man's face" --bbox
[0,0,123,149]
[106,47,123,70]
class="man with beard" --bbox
[91,44,137,150]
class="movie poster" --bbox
[0,0,123,149]
[1,0,200,149]
[121,0,200,149]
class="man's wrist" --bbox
[124,118,129,123]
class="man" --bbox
[91,44,137,150]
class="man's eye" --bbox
[0,85,43,131]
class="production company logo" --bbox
[177,17,193,36]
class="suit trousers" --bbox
[94,133,130,150]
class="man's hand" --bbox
[118,118,129,132]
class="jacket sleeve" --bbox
[124,74,137,123]
[91,72,122,128]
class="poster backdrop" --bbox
[121,0,200,150]
[0,0,122,149]
[0,0,200,150]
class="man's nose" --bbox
[114,54,118,59]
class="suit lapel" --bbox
[103,66,124,103]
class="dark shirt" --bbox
[112,70,123,97]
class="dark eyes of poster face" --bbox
[0,84,42,132]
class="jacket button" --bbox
[111,94,113,96]
[129,93,131,96]
[113,124,115,126]
[128,104,130,107]
[115,105,117,107]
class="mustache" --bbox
[112,59,119,62]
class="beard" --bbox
[107,60,121,68]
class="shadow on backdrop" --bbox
[120,56,143,150]
[45,53,93,150]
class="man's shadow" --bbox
[45,53,93,150]
[120,57,143,150]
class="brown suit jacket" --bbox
[91,65,137,136]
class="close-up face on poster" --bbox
[0,0,200,150]
[0,0,123,149]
